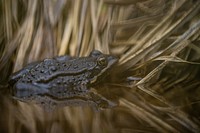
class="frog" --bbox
[8,50,118,110]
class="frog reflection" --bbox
[9,50,118,110]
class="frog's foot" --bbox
[28,91,117,112]
[87,91,117,111]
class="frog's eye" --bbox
[97,57,107,66]
[90,50,102,57]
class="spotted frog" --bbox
[9,50,118,110]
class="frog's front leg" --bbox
[86,91,117,110]
[69,84,116,109]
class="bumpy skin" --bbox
[9,50,118,109]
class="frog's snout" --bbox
[107,55,118,66]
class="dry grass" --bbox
[0,0,200,133]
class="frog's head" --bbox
[88,50,118,85]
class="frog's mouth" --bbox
[104,55,118,72]
[90,55,118,85]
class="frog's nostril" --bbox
[108,56,118,65]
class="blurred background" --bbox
[0,0,200,132]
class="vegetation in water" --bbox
[0,0,200,133]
